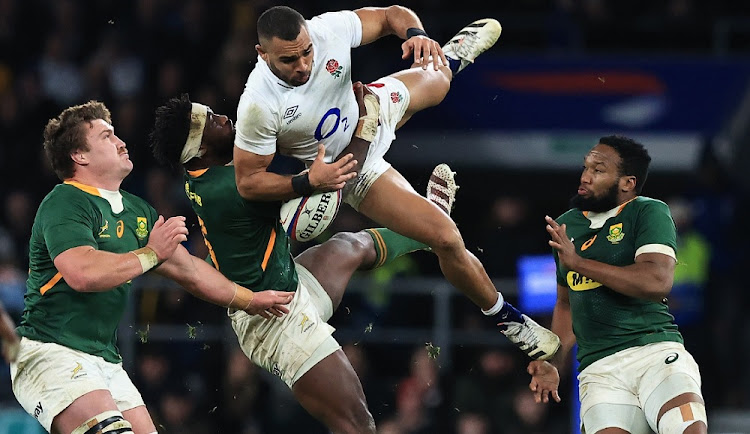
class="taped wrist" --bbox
[227,283,255,310]
[354,93,380,142]
[291,172,314,196]
[132,247,158,274]
[406,27,428,39]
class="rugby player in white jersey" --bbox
[233,5,561,360]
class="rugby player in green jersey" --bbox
[527,136,706,433]
[149,84,446,433]
[11,101,295,434]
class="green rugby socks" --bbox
[364,228,428,268]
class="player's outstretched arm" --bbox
[234,146,358,201]
[54,215,188,292]
[527,283,575,404]
[156,245,294,318]
[354,6,447,70]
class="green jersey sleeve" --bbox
[634,199,677,254]
[39,191,97,260]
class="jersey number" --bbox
[314,108,349,141]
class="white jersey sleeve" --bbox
[234,85,280,156]
[310,11,362,48]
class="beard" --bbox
[569,182,620,212]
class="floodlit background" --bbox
[0,1,748,432]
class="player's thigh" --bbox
[358,168,459,247]
[582,403,651,434]
[52,389,120,434]
[292,349,371,426]
[294,232,373,309]
[229,275,338,388]
[579,353,648,434]
[121,406,157,434]
[11,338,115,432]
[386,67,450,117]
[639,344,704,432]
[106,364,155,433]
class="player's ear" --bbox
[256,44,267,60]
[620,175,636,193]
[70,150,88,166]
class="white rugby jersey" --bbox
[235,11,363,164]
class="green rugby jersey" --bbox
[19,182,157,363]
[184,166,297,293]
[555,196,683,372]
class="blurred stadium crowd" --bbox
[0,0,749,432]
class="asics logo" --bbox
[581,235,597,251]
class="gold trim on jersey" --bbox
[581,196,639,219]
[261,228,276,271]
[64,181,101,197]
[187,168,209,178]
[40,272,63,295]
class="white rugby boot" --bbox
[442,19,502,75]
[497,303,561,361]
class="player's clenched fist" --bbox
[146,215,189,262]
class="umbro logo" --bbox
[283,106,298,119]
[284,106,302,125]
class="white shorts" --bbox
[343,76,410,210]
[578,341,703,433]
[10,337,145,432]
[230,263,340,388]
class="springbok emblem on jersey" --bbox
[98,219,110,238]
[607,223,624,244]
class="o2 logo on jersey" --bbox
[315,108,350,141]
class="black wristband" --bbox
[406,27,428,39]
[291,172,314,197]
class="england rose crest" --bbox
[326,59,343,78]
[390,92,403,103]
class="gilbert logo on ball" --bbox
[280,190,342,242]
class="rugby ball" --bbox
[280,190,342,242]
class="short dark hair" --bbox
[149,93,192,171]
[43,101,111,180]
[257,6,306,42]
[599,135,652,194]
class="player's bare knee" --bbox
[427,224,463,254]
[331,232,373,257]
